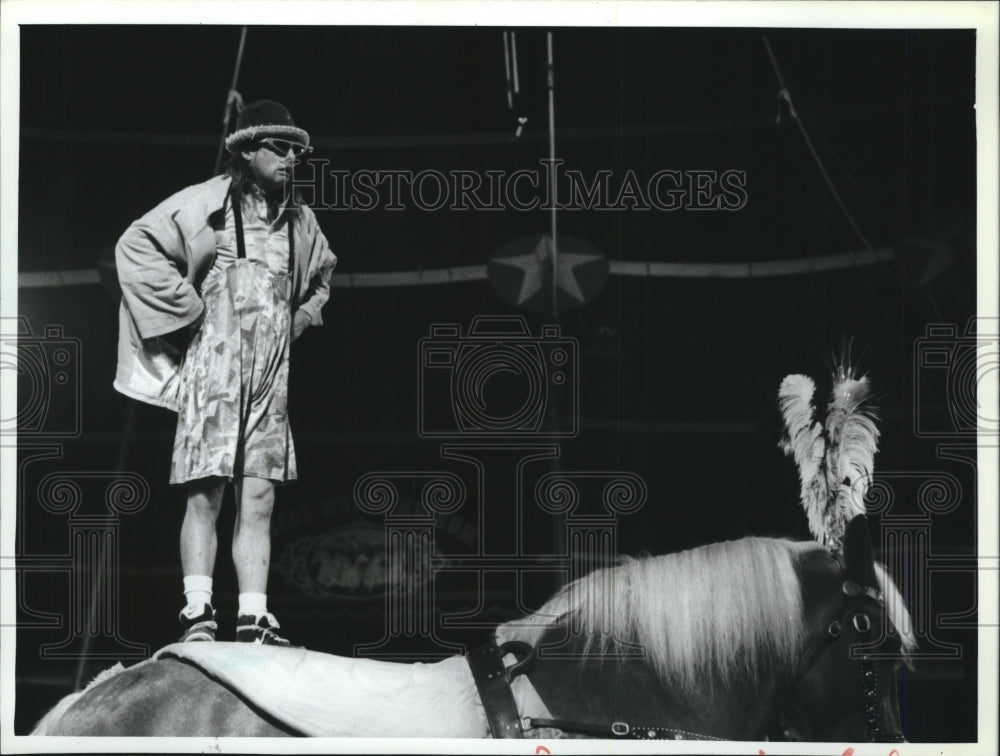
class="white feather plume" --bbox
[824,369,879,547]
[778,364,880,550]
[778,374,828,541]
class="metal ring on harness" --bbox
[497,640,537,681]
[467,638,526,738]
[852,613,872,633]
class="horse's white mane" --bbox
[873,562,919,658]
[499,537,815,691]
[498,537,917,690]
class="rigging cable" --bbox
[762,36,875,254]
[213,27,249,176]
[762,36,902,340]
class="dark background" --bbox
[13,25,981,739]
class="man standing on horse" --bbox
[113,100,337,646]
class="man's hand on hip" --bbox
[291,310,312,342]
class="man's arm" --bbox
[293,211,338,334]
[116,214,205,341]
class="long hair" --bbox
[497,537,917,691]
[498,538,811,691]
[221,152,306,208]
[223,152,259,199]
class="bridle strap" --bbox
[854,618,905,743]
[782,578,905,743]
[474,585,905,744]
[522,717,726,740]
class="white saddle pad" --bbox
[155,642,488,737]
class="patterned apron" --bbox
[170,192,296,484]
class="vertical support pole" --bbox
[546,31,558,315]
[544,31,568,575]
[213,26,248,176]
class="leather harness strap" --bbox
[782,578,905,743]
[469,577,904,743]
[466,638,721,740]
[466,638,525,738]
[522,717,726,740]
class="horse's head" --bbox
[497,522,915,742]
[778,515,913,742]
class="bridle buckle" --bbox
[612,721,630,736]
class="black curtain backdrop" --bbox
[13,25,979,740]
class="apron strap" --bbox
[287,213,295,284]
[231,189,248,260]
[287,212,296,321]
[230,188,297,324]
[232,187,295,278]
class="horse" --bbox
[31,515,916,741]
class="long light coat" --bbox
[114,175,337,410]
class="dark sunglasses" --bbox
[257,137,313,157]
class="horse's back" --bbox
[44,658,292,736]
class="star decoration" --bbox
[493,235,604,305]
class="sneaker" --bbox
[178,603,217,642]
[236,612,300,647]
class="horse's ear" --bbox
[842,515,878,586]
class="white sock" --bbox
[238,592,268,619]
[183,575,213,610]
